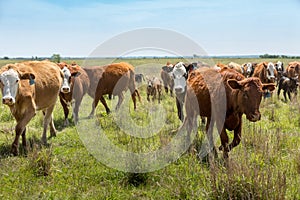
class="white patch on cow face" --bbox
[246,63,252,74]
[0,69,20,105]
[267,62,275,80]
[61,67,71,93]
[173,62,187,94]
[276,61,283,71]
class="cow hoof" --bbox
[63,119,69,127]
[11,146,19,156]
[88,114,94,119]
[50,131,57,138]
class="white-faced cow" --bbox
[0,60,63,155]
[57,62,90,126]
[253,62,278,84]
[274,61,284,85]
[172,62,190,121]
[242,62,257,78]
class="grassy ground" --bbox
[0,58,299,199]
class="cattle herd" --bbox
[0,59,299,158]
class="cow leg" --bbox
[59,96,69,126]
[49,113,56,137]
[200,117,217,159]
[41,105,56,144]
[218,128,229,159]
[99,95,111,114]
[73,98,82,125]
[277,87,281,99]
[12,110,35,156]
[147,93,150,102]
[283,90,288,102]
[152,90,156,102]
[176,98,183,122]
[130,89,137,110]
[158,90,161,104]
[116,93,124,111]
[288,91,291,101]
[228,121,242,151]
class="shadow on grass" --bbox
[0,134,53,159]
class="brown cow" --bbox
[242,62,258,78]
[146,76,162,103]
[0,60,63,155]
[83,65,106,99]
[160,63,174,97]
[89,62,141,117]
[181,67,275,158]
[57,62,90,126]
[253,62,278,84]
[286,61,300,78]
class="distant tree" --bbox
[51,54,61,63]
[3,56,9,60]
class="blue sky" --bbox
[0,0,299,57]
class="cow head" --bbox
[275,61,284,72]
[265,62,276,82]
[245,63,253,76]
[227,77,275,122]
[58,63,81,94]
[146,76,153,89]
[172,62,188,94]
[0,67,35,106]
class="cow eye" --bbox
[16,79,19,83]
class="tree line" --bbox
[259,54,300,59]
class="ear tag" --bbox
[29,77,35,85]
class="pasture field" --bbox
[0,58,299,199]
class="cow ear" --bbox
[20,73,35,85]
[72,72,81,77]
[262,83,276,92]
[20,72,35,80]
[227,79,242,90]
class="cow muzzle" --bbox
[247,112,261,122]
[175,87,185,94]
[2,96,15,106]
[61,87,71,93]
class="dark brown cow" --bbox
[89,62,141,117]
[146,76,162,103]
[253,62,278,84]
[0,60,63,155]
[182,67,275,158]
[57,62,90,126]
[160,63,174,97]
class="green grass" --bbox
[0,58,299,199]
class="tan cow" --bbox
[227,62,244,74]
[89,62,141,117]
[57,62,90,126]
[0,60,63,155]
